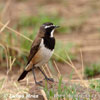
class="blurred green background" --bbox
[0,0,100,79]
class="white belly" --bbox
[35,39,54,67]
[35,47,54,67]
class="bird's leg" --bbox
[38,67,54,82]
[32,67,42,86]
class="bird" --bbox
[18,22,60,85]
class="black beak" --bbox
[54,25,60,28]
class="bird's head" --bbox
[39,22,60,37]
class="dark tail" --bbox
[18,70,28,81]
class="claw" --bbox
[35,81,43,86]
[45,77,54,82]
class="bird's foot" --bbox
[45,77,54,82]
[35,81,43,86]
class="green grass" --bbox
[0,3,4,12]
[43,76,92,100]
[43,76,77,100]
[53,41,76,62]
[90,80,100,92]
[84,63,100,78]
[0,78,5,89]
[18,13,68,34]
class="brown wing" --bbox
[25,48,43,71]
[27,37,41,65]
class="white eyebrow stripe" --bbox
[44,25,55,29]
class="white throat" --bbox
[50,29,55,37]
